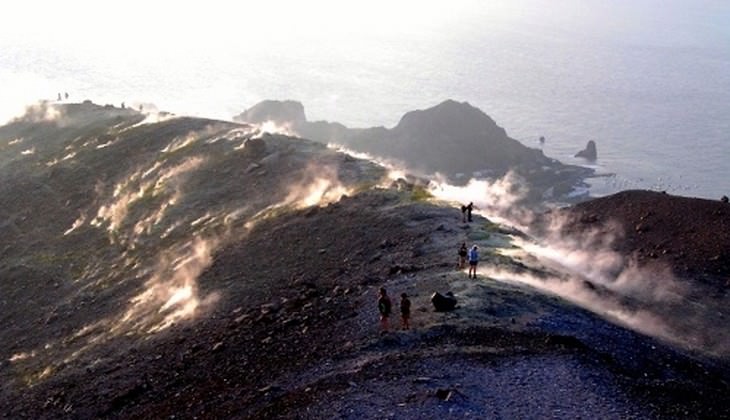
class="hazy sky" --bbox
[3,0,727,52]
[2,0,728,124]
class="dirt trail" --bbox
[247,209,729,419]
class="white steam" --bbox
[13,102,65,124]
[431,174,729,355]
[10,237,221,387]
[242,163,354,233]
[128,110,178,128]
[89,157,204,242]
[428,171,532,228]
[481,266,680,345]
[283,164,353,209]
[119,238,220,334]
[327,143,411,186]
[253,120,297,138]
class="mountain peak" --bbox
[394,99,498,134]
[234,100,306,125]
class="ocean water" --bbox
[1,0,728,199]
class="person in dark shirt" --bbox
[466,202,474,222]
[400,293,411,330]
[377,287,392,332]
[458,242,468,269]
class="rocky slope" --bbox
[235,100,594,204]
[552,190,730,288]
[1,103,729,419]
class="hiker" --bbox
[64,92,69,100]
[400,293,411,330]
[466,202,474,222]
[460,204,467,222]
[377,287,392,332]
[57,92,62,101]
[468,245,479,279]
[458,242,468,269]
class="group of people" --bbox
[376,202,483,332]
[460,202,474,223]
[458,242,479,278]
[458,202,480,278]
[377,288,411,332]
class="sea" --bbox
[1,0,728,199]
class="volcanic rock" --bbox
[431,291,457,311]
[575,140,597,161]
[555,190,730,285]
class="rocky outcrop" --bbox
[555,190,730,285]
[234,100,306,127]
[575,140,597,161]
[431,291,457,311]
[234,99,595,204]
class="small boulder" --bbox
[431,291,457,311]
[575,140,597,161]
[435,388,453,401]
[241,137,267,157]
[721,195,728,204]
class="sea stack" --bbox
[575,140,597,161]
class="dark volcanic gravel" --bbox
[557,190,730,287]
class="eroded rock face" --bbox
[575,140,597,161]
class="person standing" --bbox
[400,293,411,330]
[458,242,468,269]
[460,204,467,223]
[466,202,474,222]
[377,287,392,332]
[468,245,479,279]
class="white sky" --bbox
[3,0,725,53]
[1,0,492,51]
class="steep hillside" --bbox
[0,101,386,409]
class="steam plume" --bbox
[431,174,729,355]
